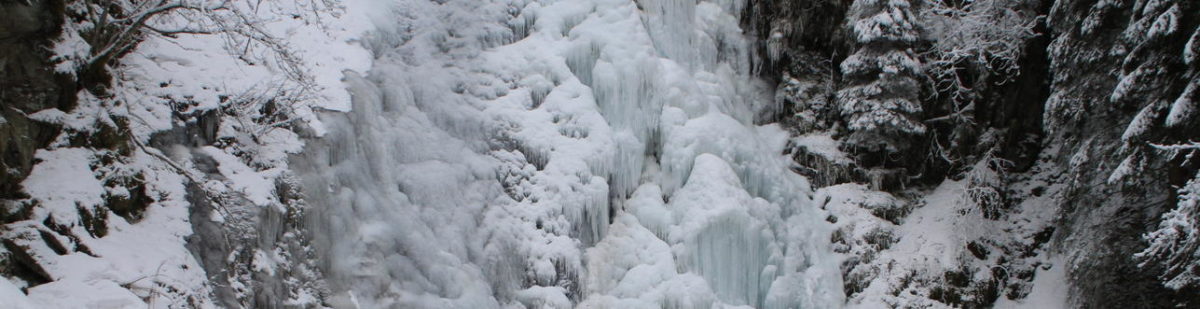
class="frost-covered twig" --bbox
[920,0,1039,116]
[958,149,1012,218]
[1150,141,1200,151]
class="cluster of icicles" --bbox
[294,0,844,308]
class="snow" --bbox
[26,280,144,309]
[820,151,1070,308]
[0,278,38,309]
[792,132,853,164]
[1186,27,1200,64]
[896,182,984,267]
[26,108,69,126]
[1107,152,1142,185]
[840,49,921,77]
[198,146,277,207]
[831,180,997,307]
[850,0,918,44]
[1166,79,1197,127]
[5,148,216,308]
[1145,4,1181,40]
[20,149,108,221]
[1121,100,1165,143]
[120,0,374,135]
[994,258,1069,309]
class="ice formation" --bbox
[294,0,843,307]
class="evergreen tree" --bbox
[838,0,926,166]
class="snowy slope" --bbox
[1,1,373,307]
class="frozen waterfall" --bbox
[293,0,844,307]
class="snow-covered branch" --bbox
[56,0,335,98]
[958,149,1012,219]
[920,0,1039,113]
[1138,169,1200,290]
[1150,141,1200,151]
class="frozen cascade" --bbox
[294,0,844,308]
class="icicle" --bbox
[685,215,777,307]
[509,9,537,42]
[565,41,601,87]
[640,0,699,70]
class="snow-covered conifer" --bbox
[838,0,926,162]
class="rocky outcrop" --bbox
[0,0,72,288]
[0,0,70,201]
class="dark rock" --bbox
[102,173,153,222]
[967,241,990,260]
[36,229,66,255]
[1,238,53,287]
[0,0,72,199]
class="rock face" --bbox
[0,0,74,289]
[0,0,70,200]
[754,0,1200,307]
